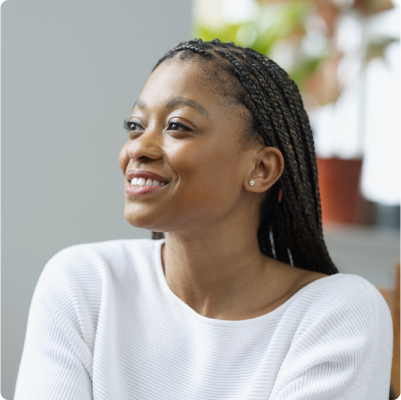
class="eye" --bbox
[123,119,144,132]
[167,121,191,131]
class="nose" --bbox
[125,127,163,163]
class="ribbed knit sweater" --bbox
[15,238,393,400]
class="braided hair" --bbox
[151,38,338,275]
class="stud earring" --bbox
[248,179,255,187]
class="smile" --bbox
[130,178,167,187]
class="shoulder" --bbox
[41,238,158,282]
[302,272,390,312]
[35,238,162,310]
[45,237,156,264]
[270,273,394,399]
[30,238,162,349]
[296,272,391,317]
[288,273,393,343]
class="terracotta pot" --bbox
[316,157,364,225]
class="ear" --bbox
[245,147,284,192]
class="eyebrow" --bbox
[165,97,210,119]
[132,97,210,120]
[132,98,146,110]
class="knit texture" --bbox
[15,238,393,400]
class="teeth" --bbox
[130,177,167,187]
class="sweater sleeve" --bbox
[269,276,393,400]
[14,248,95,400]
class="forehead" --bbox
[140,61,213,103]
[135,58,244,118]
[133,58,254,138]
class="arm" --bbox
[14,249,94,400]
[270,277,393,400]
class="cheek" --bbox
[167,139,240,199]
[206,142,240,184]
[118,143,129,174]
[167,140,209,175]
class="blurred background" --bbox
[193,0,400,394]
[194,0,400,227]
[2,0,400,398]
[1,0,192,398]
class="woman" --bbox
[15,39,393,399]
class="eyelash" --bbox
[123,119,143,132]
[123,119,192,133]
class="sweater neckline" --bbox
[152,238,342,327]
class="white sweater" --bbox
[15,238,393,400]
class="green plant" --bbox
[193,0,398,107]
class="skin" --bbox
[119,60,327,321]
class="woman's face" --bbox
[119,60,262,233]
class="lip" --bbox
[125,183,167,197]
[126,169,170,184]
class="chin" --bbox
[124,208,152,230]
[123,203,168,232]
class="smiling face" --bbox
[119,59,278,234]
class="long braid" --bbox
[235,46,332,270]
[252,53,324,234]
[255,55,327,251]
[215,50,320,266]
[151,39,338,275]
[218,50,324,265]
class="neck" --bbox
[162,220,274,319]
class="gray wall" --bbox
[1,0,191,398]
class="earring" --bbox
[248,179,255,187]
